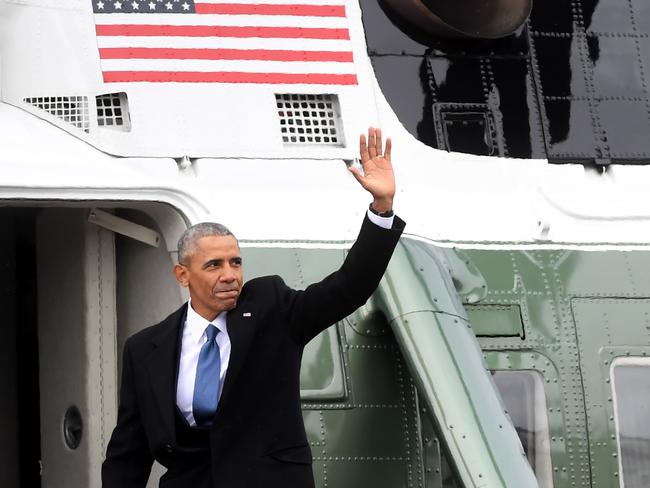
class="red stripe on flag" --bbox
[102,71,358,84]
[194,3,346,17]
[99,47,353,62]
[95,24,350,40]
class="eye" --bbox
[204,260,222,270]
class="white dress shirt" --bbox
[366,208,394,229]
[175,209,392,426]
[176,300,231,427]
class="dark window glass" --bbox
[612,362,650,487]
[492,371,553,487]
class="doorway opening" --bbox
[0,204,186,488]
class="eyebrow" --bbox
[201,257,242,269]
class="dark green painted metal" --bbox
[376,238,538,488]
[372,238,467,318]
[484,351,564,488]
[465,304,524,337]
[468,248,650,488]
[440,247,488,305]
[300,326,347,400]
[572,299,650,488]
[241,240,650,488]
[242,245,431,488]
[345,297,391,337]
[421,416,446,488]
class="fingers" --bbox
[360,127,390,162]
[359,133,369,163]
[375,128,382,157]
[368,127,377,159]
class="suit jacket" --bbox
[102,214,405,488]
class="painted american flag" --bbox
[91,0,358,84]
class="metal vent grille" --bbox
[23,96,89,132]
[96,92,131,131]
[275,94,344,146]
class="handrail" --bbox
[375,238,539,487]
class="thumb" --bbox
[348,165,365,185]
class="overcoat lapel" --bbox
[145,304,187,444]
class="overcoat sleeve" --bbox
[101,340,154,488]
[277,214,405,346]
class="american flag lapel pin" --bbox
[243,312,252,317]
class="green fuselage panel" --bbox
[241,242,650,488]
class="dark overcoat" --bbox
[102,215,405,487]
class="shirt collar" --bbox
[186,299,228,345]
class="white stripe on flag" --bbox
[96,36,352,51]
[100,58,356,74]
[94,13,348,28]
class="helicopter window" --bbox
[492,370,553,487]
[611,358,650,488]
[299,325,347,401]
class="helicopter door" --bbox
[36,208,118,488]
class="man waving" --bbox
[102,127,405,488]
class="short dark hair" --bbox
[177,222,236,264]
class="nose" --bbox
[221,265,236,282]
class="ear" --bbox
[173,263,190,288]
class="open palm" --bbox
[349,127,395,211]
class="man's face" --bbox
[173,235,243,321]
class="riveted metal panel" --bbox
[245,245,432,487]
[559,251,650,297]
[466,304,524,337]
[466,246,650,488]
[361,0,650,163]
[572,299,650,488]
[361,0,650,164]
[301,320,427,488]
[379,239,539,488]
[468,248,591,487]
[485,351,561,488]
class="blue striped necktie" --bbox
[193,324,221,428]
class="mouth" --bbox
[213,289,239,298]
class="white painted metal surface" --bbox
[88,209,162,247]
[2,1,650,247]
[3,2,650,487]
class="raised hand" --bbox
[348,127,395,213]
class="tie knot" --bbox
[205,324,218,342]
